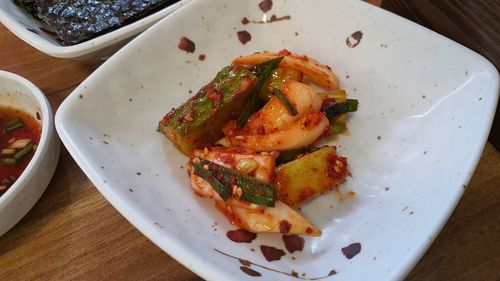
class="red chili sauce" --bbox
[0,107,41,196]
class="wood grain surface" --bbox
[0,1,499,280]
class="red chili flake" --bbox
[326,154,347,180]
[206,85,223,110]
[314,113,323,126]
[215,173,225,182]
[260,245,285,261]
[321,98,336,111]
[341,242,361,259]
[303,118,310,128]
[322,125,332,138]
[259,0,273,13]
[178,36,195,53]
[278,49,291,56]
[209,146,253,154]
[305,227,312,234]
[207,90,218,100]
[279,220,292,234]
[227,229,257,243]
[179,109,196,123]
[282,234,305,253]
[256,125,265,135]
[198,54,206,61]
[228,175,238,186]
[297,188,314,202]
[217,153,236,168]
[161,108,176,123]
[240,266,261,277]
[237,31,252,45]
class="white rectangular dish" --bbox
[55,0,499,280]
[0,0,191,60]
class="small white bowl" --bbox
[0,70,59,237]
[0,0,191,60]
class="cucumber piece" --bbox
[275,146,348,206]
[159,65,257,154]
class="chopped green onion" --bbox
[346,99,359,112]
[4,118,24,131]
[14,143,34,160]
[192,160,231,200]
[193,158,276,207]
[1,158,16,166]
[1,148,16,155]
[237,57,283,127]
[330,122,346,134]
[273,88,298,116]
[322,98,359,118]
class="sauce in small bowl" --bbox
[0,107,41,196]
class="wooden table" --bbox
[1,1,499,280]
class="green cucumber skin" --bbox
[160,65,257,154]
[236,57,283,127]
[165,65,256,136]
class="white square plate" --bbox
[55,0,499,280]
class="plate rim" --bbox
[55,0,500,280]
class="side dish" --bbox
[0,107,40,197]
[159,50,358,236]
[15,0,181,46]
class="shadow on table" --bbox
[0,151,87,254]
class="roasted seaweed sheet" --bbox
[15,0,180,46]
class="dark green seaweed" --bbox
[15,0,181,45]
